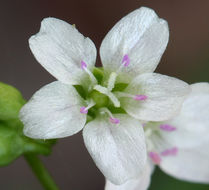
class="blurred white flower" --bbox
[105,83,209,189]
[19,7,190,184]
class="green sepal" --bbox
[0,82,25,120]
[73,85,87,99]
[93,67,104,84]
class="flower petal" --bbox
[29,17,97,85]
[100,7,169,83]
[121,73,190,121]
[190,82,209,94]
[160,143,209,183]
[105,161,154,190]
[83,114,147,185]
[159,82,209,148]
[19,81,86,139]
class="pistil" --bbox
[94,85,120,107]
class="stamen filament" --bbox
[80,61,97,85]
[100,108,120,124]
[106,55,130,91]
[161,147,178,156]
[115,92,147,101]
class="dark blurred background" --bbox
[0,0,209,189]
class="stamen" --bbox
[117,54,130,73]
[106,55,130,90]
[80,60,87,69]
[122,54,130,67]
[134,95,147,101]
[110,117,120,124]
[161,147,178,156]
[160,124,176,132]
[149,152,161,164]
[116,92,147,101]
[80,101,96,114]
[80,60,97,84]
[80,107,88,114]
[100,108,120,124]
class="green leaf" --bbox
[0,120,55,166]
[0,82,57,166]
[0,82,25,120]
[0,121,24,165]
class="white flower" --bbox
[19,7,190,184]
[105,82,209,189]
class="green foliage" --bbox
[149,168,209,190]
[0,82,25,120]
[0,82,56,166]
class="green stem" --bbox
[24,154,59,190]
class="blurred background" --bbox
[0,0,209,189]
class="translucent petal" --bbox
[20,81,86,139]
[159,83,209,148]
[160,142,209,183]
[100,7,169,83]
[105,161,154,190]
[83,114,146,184]
[121,73,190,121]
[29,17,97,85]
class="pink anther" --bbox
[110,117,120,124]
[81,60,87,69]
[161,147,178,156]
[80,106,88,114]
[122,54,130,67]
[160,124,176,132]
[149,152,161,164]
[134,95,147,101]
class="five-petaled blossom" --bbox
[105,83,209,190]
[19,7,190,185]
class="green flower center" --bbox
[89,90,109,108]
[76,56,147,124]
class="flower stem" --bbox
[24,154,59,190]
